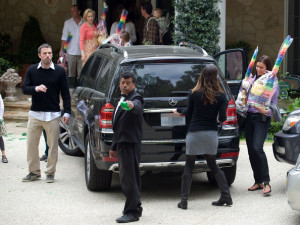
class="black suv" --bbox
[59,43,247,191]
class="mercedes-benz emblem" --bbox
[168,97,177,106]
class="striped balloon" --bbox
[116,9,128,34]
[245,46,258,78]
[272,35,293,75]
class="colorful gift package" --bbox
[236,47,258,116]
[247,35,293,108]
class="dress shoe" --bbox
[177,200,187,209]
[116,214,139,223]
[212,196,233,206]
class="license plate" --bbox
[161,113,186,126]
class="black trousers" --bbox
[245,113,271,183]
[117,142,142,216]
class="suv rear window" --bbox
[118,62,214,97]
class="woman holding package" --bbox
[80,8,99,66]
[246,55,279,194]
[175,64,232,210]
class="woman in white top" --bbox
[110,9,137,44]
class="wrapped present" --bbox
[247,72,278,108]
[97,18,107,45]
[236,47,258,116]
[97,2,108,45]
[236,73,256,116]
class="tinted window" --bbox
[215,51,244,81]
[94,61,113,94]
[78,55,95,88]
[118,62,211,97]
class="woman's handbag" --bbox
[269,103,282,122]
[0,119,7,136]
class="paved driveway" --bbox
[1,122,300,225]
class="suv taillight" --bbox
[223,99,237,125]
[99,103,115,128]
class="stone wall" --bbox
[226,0,284,60]
[0,0,71,54]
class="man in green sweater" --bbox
[22,43,71,183]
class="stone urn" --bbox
[0,68,22,102]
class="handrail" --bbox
[98,43,128,58]
[179,42,208,55]
[98,43,124,54]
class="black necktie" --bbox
[121,94,126,97]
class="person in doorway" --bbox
[109,71,144,223]
[153,8,169,44]
[0,94,7,163]
[246,55,279,195]
[140,2,159,45]
[175,64,232,209]
[110,6,137,44]
[22,43,71,183]
[80,8,99,66]
[59,5,83,87]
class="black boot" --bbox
[212,171,233,206]
[177,173,193,210]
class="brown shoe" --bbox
[2,155,8,163]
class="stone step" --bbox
[4,100,31,112]
[4,110,28,122]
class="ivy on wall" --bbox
[173,0,221,55]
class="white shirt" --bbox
[110,21,137,43]
[113,96,125,121]
[61,17,83,55]
[29,62,70,122]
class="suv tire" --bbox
[84,134,112,191]
[206,164,237,186]
[58,119,83,156]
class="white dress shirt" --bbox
[61,17,83,55]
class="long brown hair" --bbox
[191,64,223,105]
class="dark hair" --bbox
[120,71,136,83]
[72,5,79,10]
[141,2,153,15]
[38,43,52,54]
[256,55,272,72]
[192,64,223,105]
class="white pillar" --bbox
[218,0,226,51]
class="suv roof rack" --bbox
[98,44,128,58]
[179,42,208,55]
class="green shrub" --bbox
[173,0,221,55]
[18,16,46,64]
[0,57,13,76]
